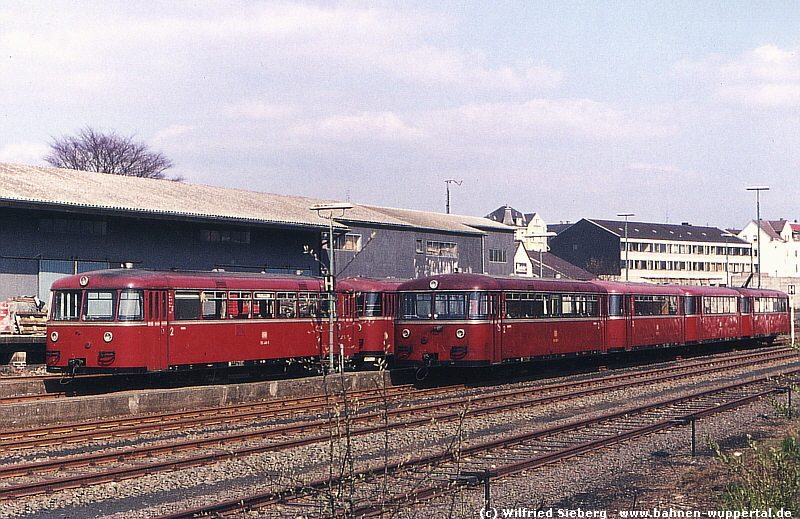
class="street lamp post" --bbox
[529,232,557,278]
[746,186,769,288]
[309,203,353,373]
[720,232,737,287]
[617,213,635,281]
[445,179,462,214]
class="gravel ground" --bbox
[0,352,796,518]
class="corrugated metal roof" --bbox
[360,205,514,234]
[0,162,514,236]
[0,162,343,229]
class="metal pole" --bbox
[747,186,769,288]
[539,248,543,278]
[625,219,629,281]
[756,190,762,288]
[444,179,462,214]
[618,213,634,282]
[329,217,336,373]
[309,203,352,374]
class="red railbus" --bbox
[394,273,790,370]
[46,269,400,375]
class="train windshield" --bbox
[82,290,117,321]
[400,291,489,320]
[51,290,82,321]
[357,292,383,317]
[118,290,144,321]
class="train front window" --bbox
[118,290,144,321]
[83,291,117,321]
[358,293,383,317]
[400,293,432,320]
[468,292,490,319]
[434,293,466,319]
[51,291,81,321]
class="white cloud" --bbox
[290,111,426,142]
[673,45,800,108]
[152,125,196,144]
[0,142,49,165]
[224,101,296,121]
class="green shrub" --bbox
[710,433,800,511]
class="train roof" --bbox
[50,269,325,291]
[397,273,603,293]
[734,286,790,297]
[337,277,405,292]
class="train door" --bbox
[147,290,168,370]
[684,295,699,343]
[491,292,503,363]
[740,296,753,338]
[338,291,357,359]
[604,293,628,352]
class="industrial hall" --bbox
[0,162,517,302]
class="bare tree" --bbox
[45,127,179,180]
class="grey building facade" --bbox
[0,163,517,301]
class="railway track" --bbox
[0,345,792,450]
[0,346,795,508]
[152,372,798,518]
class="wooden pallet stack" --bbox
[0,297,48,335]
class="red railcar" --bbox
[395,274,606,367]
[395,273,790,370]
[337,277,402,367]
[593,281,687,351]
[46,269,400,375]
[735,287,790,341]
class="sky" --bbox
[1,1,799,229]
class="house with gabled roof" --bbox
[737,219,800,279]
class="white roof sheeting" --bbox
[0,162,513,235]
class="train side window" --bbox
[227,291,251,319]
[684,296,697,315]
[297,293,319,318]
[253,292,276,318]
[277,292,296,318]
[740,297,751,314]
[118,290,144,321]
[201,291,227,319]
[506,292,548,319]
[608,294,625,317]
[51,290,82,321]
[174,291,201,320]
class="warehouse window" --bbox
[334,233,361,251]
[426,241,457,258]
[201,230,250,244]
[39,218,107,236]
[489,249,507,263]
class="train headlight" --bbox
[455,328,466,339]
[103,331,113,343]
[401,328,411,338]
[50,331,59,342]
